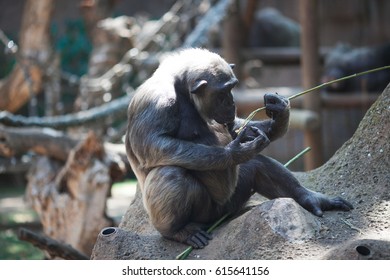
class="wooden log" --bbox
[0,125,77,161]
[299,0,323,170]
[0,0,54,112]
[0,124,129,181]
[25,132,114,257]
[18,228,89,260]
[0,94,131,128]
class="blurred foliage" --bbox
[0,229,44,260]
[54,19,92,77]
[0,33,16,79]
[0,183,44,260]
[1,19,92,79]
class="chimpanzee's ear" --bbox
[229,64,235,69]
[190,80,208,94]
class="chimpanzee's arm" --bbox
[127,101,269,171]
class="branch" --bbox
[183,0,233,48]
[18,227,89,260]
[0,125,130,180]
[0,94,131,128]
[0,124,77,160]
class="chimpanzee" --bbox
[126,48,353,248]
[323,43,390,92]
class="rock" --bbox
[91,227,182,260]
[92,198,321,259]
[323,239,390,260]
[258,198,320,243]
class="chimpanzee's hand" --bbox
[226,126,270,164]
[264,93,290,119]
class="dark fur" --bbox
[126,49,353,248]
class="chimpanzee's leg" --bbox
[229,155,353,216]
[143,166,221,248]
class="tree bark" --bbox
[26,132,115,257]
[0,0,54,112]
[0,124,130,180]
[18,228,89,260]
[0,125,77,161]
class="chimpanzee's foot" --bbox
[185,230,212,249]
[297,190,353,217]
[168,223,212,249]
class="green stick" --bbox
[284,147,311,168]
[175,147,311,260]
[236,65,390,135]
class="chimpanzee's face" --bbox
[190,64,238,124]
[208,78,238,124]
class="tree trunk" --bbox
[26,132,114,257]
[0,0,53,112]
[76,0,134,110]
